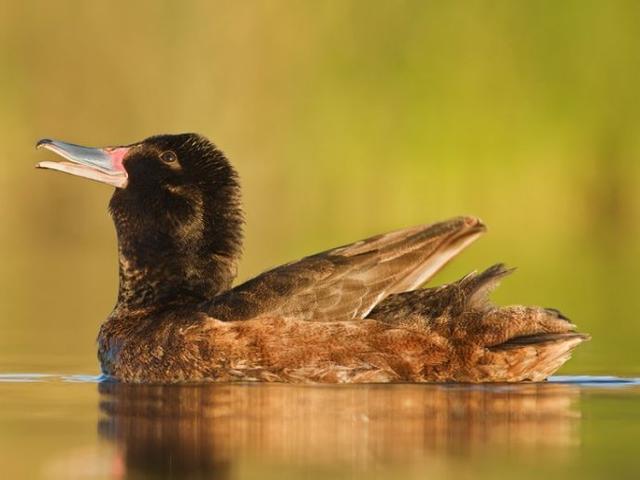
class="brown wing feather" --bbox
[207,216,485,322]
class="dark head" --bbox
[36,133,243,311]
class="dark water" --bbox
[1,375,639,479]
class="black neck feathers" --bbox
[107,135,244,313]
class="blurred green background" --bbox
[1,0,639,375]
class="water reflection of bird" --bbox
[98,382,580,478]
[37,134,588,383]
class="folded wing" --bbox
[207,216,485,322]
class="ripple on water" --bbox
[0,373,103,383]
[0,373,638,387]
[549,375,640,387]
[0,373,55,383]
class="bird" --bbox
[36,133,589,383]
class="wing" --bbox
[207,216,485,322]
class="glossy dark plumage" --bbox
[36,133,589,383]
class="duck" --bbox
[36,133,589,383]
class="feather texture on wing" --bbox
[208,216,485,322]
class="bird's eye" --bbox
[160,151,178,164]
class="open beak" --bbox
[36,139,129,188]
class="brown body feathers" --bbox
[98,218,588,383]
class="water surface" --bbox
[1,374,639,479]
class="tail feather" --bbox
[459,263,515,310]
[369,264,589,382]
[368,262,514,321]
[484,333,589,382]
[492,332,587,349]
